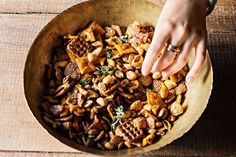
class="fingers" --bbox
[141,22,173,76]
[151,49,176,73]
[186,38,206,82]
[162,33,198,77]
[150,23,190,73]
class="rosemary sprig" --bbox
[120,35,128,43]
[105,50,112,58]
[79,78,90,86]
[110,105,125,130]
[100,66,109,75]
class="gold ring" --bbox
[167,44,181,53]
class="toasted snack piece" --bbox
[110,135,124,146]
[142,134,155,147]
[139,75,153,87]
[115,120,145,142]
[76,57,96,74]
[89,21,106,35]
[81,27,96,42]
[174,82,187,95]
[66,37,90,62]
[129,100,143,111]
[169,101,184,116]
[115,43,136,55]
[133,117,147,129]
[153,80,162,92]
[164,80,177,90]
[147,91,167,108]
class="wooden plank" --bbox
[0,152,91,157]
[0,0,234,13]
[0,14,77,152]
[0,0,235,33]
[0,0,83,13]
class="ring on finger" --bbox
[167,44,181,53]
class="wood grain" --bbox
[0,0,236,156]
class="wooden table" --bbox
[0,0,235,156]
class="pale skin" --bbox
[141,0,209,83]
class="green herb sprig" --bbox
[120,35,128,43]
[79,78,90,86]
[110,105,125,130]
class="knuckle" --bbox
[165,20,175,30]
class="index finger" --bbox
[141,22,173,76]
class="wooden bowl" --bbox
[24,0,213,156]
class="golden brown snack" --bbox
[41,21,188,150]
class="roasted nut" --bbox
[163,120,172,131]
[126,70,137,80]
[158,108,168,119]
[139,75,152,86]
[133,117,147,129]
[129,100,143,111]
[96,97,108,106]
[84,100,93,108]
[103,75,115,84]
[104,142,115,150]
[143,104,153,112]
[152,71,162,80]
[155,121,163,128]
[118,141,125,150]
[107,58,116,67]
[115,70,124,78]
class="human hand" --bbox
[141,0,208,83]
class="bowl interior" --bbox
[24,0,213,156]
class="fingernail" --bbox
[186,76,192,83]
[162,72,168,78]
[141,69,148,76]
